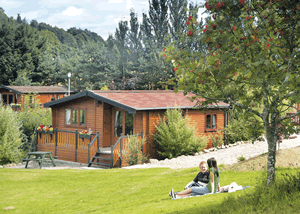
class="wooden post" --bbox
[97,132,99,151]
[88,144,91,165]
[35,126,38,151]
[75,130,78,162]
[55,128,58,156]
[141,132,144,154]
[97,132,100,164]
[120,136,123,168]
[110,145,114,168]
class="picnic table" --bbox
[22,151,56,169]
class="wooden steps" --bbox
[88,150,112,168]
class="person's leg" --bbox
[176,188,192,197]
[190,186,210,196]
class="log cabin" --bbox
[40,90,230,167]
[0,85,77,110]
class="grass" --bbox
[237,155,246,162]
[1,155,300,213]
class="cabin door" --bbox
[103,104,112,147]
[111,110,134,147]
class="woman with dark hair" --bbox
[170,158,220,199]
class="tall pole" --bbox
[68,72,71,96]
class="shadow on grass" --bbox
[168,168,300,214]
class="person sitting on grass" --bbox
[184,161,210,189]
[170,158,220,199]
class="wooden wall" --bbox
[140,109,227,158]
[51,97,103,148]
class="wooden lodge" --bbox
[0,85,77,110]
[39,90,230,168]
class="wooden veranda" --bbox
[36,128,144,168]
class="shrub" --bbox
[237,155,246,162]
[153,108,206,159]
[118,134,147,166]
[18,93,52,151]
[224,108,264,144]
[209,130,224,148]
[0,103,25,165]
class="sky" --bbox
[1,0,206,41]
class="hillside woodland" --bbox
[0,1,207,91]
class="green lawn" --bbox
[0,167,299,214]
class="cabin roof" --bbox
[44,90,229,114]
[0,85,77,94]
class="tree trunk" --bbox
[265,124,277,186]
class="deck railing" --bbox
[36,127,99,164]
[111,132,143,168]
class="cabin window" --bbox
[3,94,7,105]
[9,95,13,104]
[114,111,123,137]
[65,109,71,125]
[72,109,78,125]
[15,94,17,104]
[57,95,59,100]
[206,114,217,131]
[65,109,86,126]
[125,112,133,135]
[80,110,85,126]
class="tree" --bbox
[0,104,24,164]
[168,0,188,42]
[148,0,169,47]
[114,20,129,80]
[128,9,142,74]
[164,0,300,186]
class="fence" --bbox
[111,132,143,168]
[36,128,99,164]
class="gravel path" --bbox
[3,134,300,170]
[123,134,300,169]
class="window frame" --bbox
[205,113,217,132]
[65,108,87,128]
[114,111,123,137]
[125,111,134,136]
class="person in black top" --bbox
[184,161,210,189]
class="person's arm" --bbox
[210,172,214,193]
[185,181,195,190]
[217,183,220,192]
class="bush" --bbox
[209,130,224,148]
[237,155,246,162]
[153,108,206,159]
[118,135,147,166]
[224,108,264,144]
[0,104,25,165]
[18,93,52,151]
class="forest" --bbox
[0,1,208,91]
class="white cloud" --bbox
[108,0,123,3]
[20,11,40,20]
[126,0,133,9]
[63,6,83,16]
[1,0,24,7]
